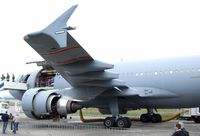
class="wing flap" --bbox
[60,60,114,75]
[77,79,126,88]
[69,71,119,81]
[118,87,179,98]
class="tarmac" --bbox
[0,114,200,136]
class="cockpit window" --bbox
[18,74,30,83]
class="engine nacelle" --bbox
[22,88,82,119]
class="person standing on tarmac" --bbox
[171,123,189,136]
[1,111,9,134]
[9,113,14,131]
[178,122,189,136]
[12,115,19,134]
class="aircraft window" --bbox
[174,70,178,73]
[169,71,173,74]
[131,72,134,75]
[154,72,158,75]
[163,71,168,74]
[144,72,149,75]
[159,71,163,75]
[136,73,139,76]
[22,74,30,83]
[140,73,144,76]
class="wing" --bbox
[23,5,179,100]
[24,5,127,88]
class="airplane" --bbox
[1,4,200,128]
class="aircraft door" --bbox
[36,69,56,88]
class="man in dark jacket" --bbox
[179,122,189,136]
[172,123,189,136]
[1,111,9,134]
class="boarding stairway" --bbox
[0,81,27,91]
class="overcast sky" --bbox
[0,0,200,75]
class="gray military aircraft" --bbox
[1,5,200,128]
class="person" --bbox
[12,115,19,134]
[178,122,189,136]
[1,111,9,134]
[1,74,5,81]
[12,74,15,82]
[9,113,14,130]
[6,73,10,82]
[172,123,189,136]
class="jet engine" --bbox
[22,88,82,119]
